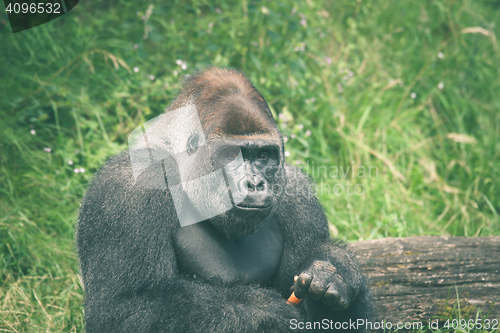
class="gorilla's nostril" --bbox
[246,180,255,191]
[256,182,265,191]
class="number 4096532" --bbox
[444,319,499,330]
[5,2,61,14]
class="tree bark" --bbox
[348,236,500,327]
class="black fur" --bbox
[77,68,371,333]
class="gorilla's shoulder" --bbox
[81,150,130,203]
[283,164,312,185]
[92,150,133,180]
[86,150,156,194]
[79,150,177,228]
[278,164,329,229]
[282,164,317,199]
[81,150,165,207]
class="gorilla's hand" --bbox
[293,260,352,311]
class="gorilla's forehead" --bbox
[202,102,276,136]
[208,135,280,147]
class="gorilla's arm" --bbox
[271,165,372,325]
[77,153,302,333]
[82,279,302,333]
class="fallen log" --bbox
[348,236,500,328]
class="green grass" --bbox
[0,0,499,331]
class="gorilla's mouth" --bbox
[233,191,273,210]
[235,203,273,210]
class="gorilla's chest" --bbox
[173,218,284,285]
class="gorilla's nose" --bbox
[236,174,272,209]
[245,174,266,192]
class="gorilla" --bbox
[77,67,371,333]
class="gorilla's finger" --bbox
[293,273,312,299]
[307,280,327,301]
[321,285,341,307]
[332,298,349,311]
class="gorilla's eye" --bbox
[258,152,269,160]
[186,133,200,156]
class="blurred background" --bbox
[0,0,499,331]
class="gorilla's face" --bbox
[183,136,285,239]
[209,138,283,238]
